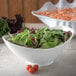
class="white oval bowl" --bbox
[32,1,76,35]
[2,26,74,66]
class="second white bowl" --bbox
[32,1,76,35]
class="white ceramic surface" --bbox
[2,26,74,66]
[32,1,76,35]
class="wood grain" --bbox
[0,0,8,17]
[8,0,23,18]
[23,0,38,23]
[67,0,74,3]
[52,0,59,4]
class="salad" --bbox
[7,27,72,49]
[0,14,24,38]
[0,18,10,37]
[2,14,24,34]
[36,8,76,21]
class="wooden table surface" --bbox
[0,23,76,76]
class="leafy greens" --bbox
[7,27,71,49]
[0,18,10,37]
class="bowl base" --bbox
[25,60,54,67]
